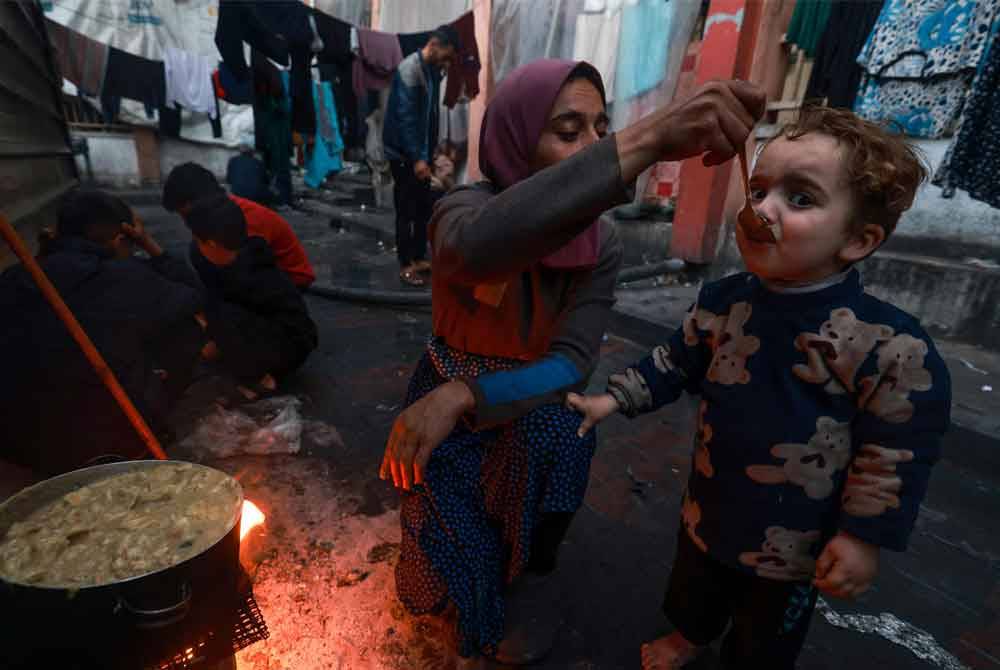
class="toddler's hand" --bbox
[566,392,620,437]
[814,531,879,599]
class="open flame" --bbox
[240,500,265,541]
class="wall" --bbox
[73,132,141,188]
[160,138,238,183]
[0,1,78,268]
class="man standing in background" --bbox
[383,26,458,287]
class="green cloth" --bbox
[786,0,833,57]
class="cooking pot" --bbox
[0,460,244,668]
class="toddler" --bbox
[569,107,952,670]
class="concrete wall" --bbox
[890,139,1000,260]
[160,139,238,182]
[73,131,239,188]
[73,132,141,188]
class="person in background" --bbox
[569,107,952,670]
[226,132,272,206]
[162,161,315,290]
[383,25,459,287]
[0,189,203,476]
[185,193,317,402]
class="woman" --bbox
[380,59,764,663]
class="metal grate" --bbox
[145,589,269,670]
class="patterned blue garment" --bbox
[933,27,1000,206]
[854,0,1000,138]
[395,339,596,658]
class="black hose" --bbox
[305,259,686,307]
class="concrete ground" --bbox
[47,189,1000,670]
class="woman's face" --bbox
[530,78,609,172]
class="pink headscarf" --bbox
[479,59,606,269]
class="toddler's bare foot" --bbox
[641,631,703,670]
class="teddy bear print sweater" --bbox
[607,270,951,581]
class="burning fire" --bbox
[240,500,265,541]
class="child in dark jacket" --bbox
[185,193,317,400]
[0,190,204,476]
[569,107,952,670]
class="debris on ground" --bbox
[178,396,343,459]
[337,568,370,587]
[367,542,401,564]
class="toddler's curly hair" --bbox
[775,106,928,237]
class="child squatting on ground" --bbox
[568,107,952,670]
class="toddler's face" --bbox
[737,133,861,286]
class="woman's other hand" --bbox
[381,380,475,490]
[566,392,620,437]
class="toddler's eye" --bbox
[558,132,579,143]
[749,188,766,201]
[789,192,814,208]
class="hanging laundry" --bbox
[164,47,217,118]
[399,30,433,58]
[45,19,107,97]
[443,11,481,108]
[805,0,885,109]
[352,28,404,98]
[318,63,362,150]
[306,81,345,189]
[572,6,622,103]
[253,51,293,206]
[215,0,290,82]
[853,0,1000,138]
[216,62,254,105]
[100,47,166,120]
[615,0,675,100]
[313,10,353,66]
[785,0,833,58]
[933,30,1000,207]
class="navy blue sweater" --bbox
[607,270,951,581]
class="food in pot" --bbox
[0,463,240,587]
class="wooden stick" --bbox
[0,213,168,461]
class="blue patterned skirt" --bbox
[395,339,596,657]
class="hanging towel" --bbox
[45,19,108,97]
[805,0,885,109]
[572,8,622,103]
[933,29,1000,206]
[164,47,217,118]
[306,80,344,189]
[352,28,404,98]
[100,47,166,116]
[443,11,481,107]
[786,0,833,58]
[614,0,675,100]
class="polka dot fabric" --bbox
[395,339,596,658]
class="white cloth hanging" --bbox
[572,8,622,103]
[163,46,216,118]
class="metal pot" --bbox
[0,460,244,667]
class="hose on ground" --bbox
[305,259,685,307]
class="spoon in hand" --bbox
[737,148,780,243]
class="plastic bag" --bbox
[180,396,304,459]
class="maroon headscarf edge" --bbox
[479,59,606,269]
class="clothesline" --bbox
[47,5,478,69]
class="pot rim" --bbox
[0,460,244,591]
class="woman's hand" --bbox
[565,392,620,437]
[616,80,767,183]
[380,380,475,490]
[814,531,880,599]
